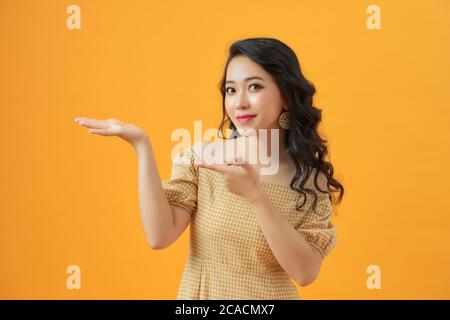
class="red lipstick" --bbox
[236,114,257,123]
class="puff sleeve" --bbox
[295,193,337,259]
[161,146,199,217]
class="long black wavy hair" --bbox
[216,37,344,214]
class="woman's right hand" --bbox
[74,117,148,148]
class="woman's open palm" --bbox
[74,117,147,147]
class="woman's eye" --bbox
[225,87,234,94]
[249,83,262,90]
[226,84,262,95]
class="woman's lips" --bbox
[236,115,257,123]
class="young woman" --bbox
[75,37,344,300]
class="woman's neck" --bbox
[256,127,292,167]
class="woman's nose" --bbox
[234,91,250,109]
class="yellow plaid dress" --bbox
[162,145,337,300]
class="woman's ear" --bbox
[282,97,289,111]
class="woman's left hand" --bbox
[195,155,264,202]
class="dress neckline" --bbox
[260,179,295,190]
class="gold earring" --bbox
[278,111,290,129]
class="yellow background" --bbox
[1,0,449,299]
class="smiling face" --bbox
[225,55,288,135]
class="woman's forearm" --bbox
[133,138,174,248]
[74,117,175,248]
[248,189,322,286]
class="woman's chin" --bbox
[236,126,258,136]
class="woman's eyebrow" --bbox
[225,76,264,84]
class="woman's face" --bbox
[224,55,287,135]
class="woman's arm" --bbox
[75,117,191,249]
[248,190,323,287]
[195,157,325,287]
[134,138,192,249]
